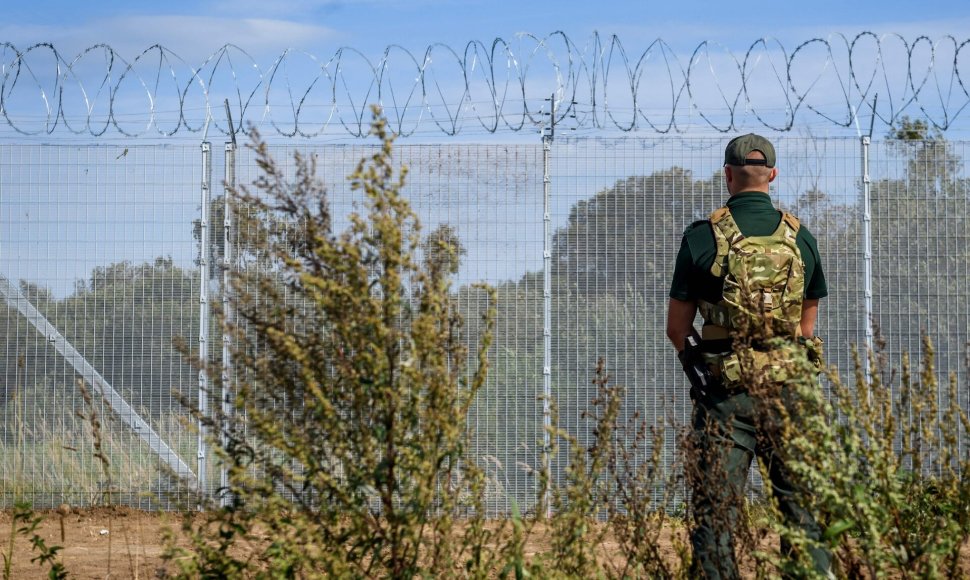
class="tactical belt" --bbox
[700,338,732,353]
[702,336,799,354]
[700,324,732,353]
[698,323,809,391]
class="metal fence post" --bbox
[198,141,212,497]
[861,136,873,385]
[541,95,555,518]
[222,139,236,506]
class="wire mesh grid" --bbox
[0,135,966,513]
[226,142,546,515]
[868,139,970,462]
[0,144,202,508]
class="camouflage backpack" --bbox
[699,207,806,385]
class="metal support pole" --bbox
[861,135,874,385]
[198,141,212,497]
[221,100,238,505]
[221,139,235,505]
[541,94,555,518]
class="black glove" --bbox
[678,334,716,398]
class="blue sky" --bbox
[3,1,970,140]
[5,0,970,56]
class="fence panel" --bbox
[1,136,967,511]
[869,139,970,459]
[0,144,202,508]
[549,136,867,498]
[229,142,547,515]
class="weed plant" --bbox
[534,359,692,579]
[1,501,68,580]
[0,412,190,507]
[750,336,970,578]
[1,354,68,580]
[164,107,503,578]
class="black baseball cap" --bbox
[723,133,776,168]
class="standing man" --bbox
[666,134,832,578]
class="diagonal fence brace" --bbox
[0,274,198,488]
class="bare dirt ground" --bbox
[2,507,969,579]
[5,507,678,579]
[0,507,186,579]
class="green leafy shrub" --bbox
[760,336,970,578]
[164,107,501,578]
[3,501,67,580]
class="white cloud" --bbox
[200,0,448,23]
[587,18,970,54]
[1,15,339,62]
[204,0,348,19]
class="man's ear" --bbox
[724,166,733,183]
[768,167,778,182]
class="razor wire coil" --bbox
[1,32,969,138]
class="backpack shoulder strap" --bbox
[709,207,744,278]
[772,211,800,242]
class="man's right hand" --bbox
[679,334,717,397]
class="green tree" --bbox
[461,168,732,494]
[874,116,970,369]
[1,258,200,430]
[551,168,724,300]
[887,115,964,197]
[60,258,201,412]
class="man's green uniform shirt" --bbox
[669,191,828,304]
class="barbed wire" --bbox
[1,32,968,138]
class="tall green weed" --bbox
[164,107,503,578]
[758,336,970,578]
